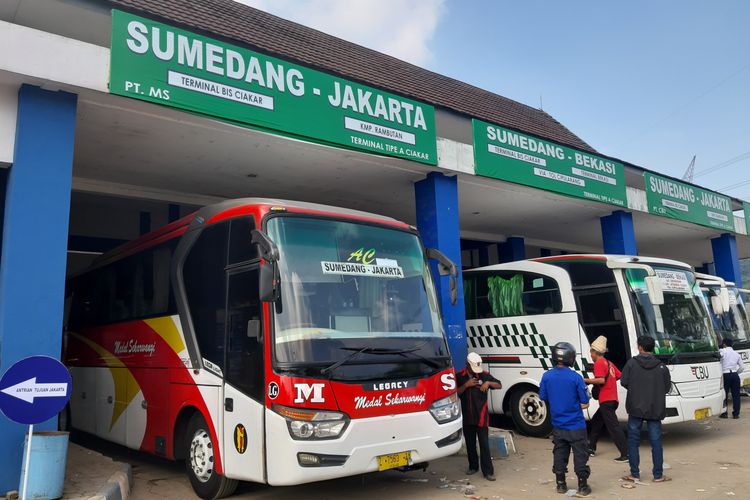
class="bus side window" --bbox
[183,222,229,371]
[225,268,263,401]
[228,217,258,265]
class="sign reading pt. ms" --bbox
[109,10,437,164]
[644,173,734,232]
[473,120,627,207]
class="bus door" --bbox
[222,265,265,482]
[572,285,630,370]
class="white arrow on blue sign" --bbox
[0,356,72,425]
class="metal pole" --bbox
[21,424,33,500]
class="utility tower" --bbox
[682,155,696,182]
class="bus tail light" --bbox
[429,393,461,423]
[274,405,349,440]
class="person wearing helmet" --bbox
[539,342,591,496]
[456,352,502,481]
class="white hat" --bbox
[590,336,608,354]
[467,352,483,374]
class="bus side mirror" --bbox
[252,230,280,302]
[426,248,458,305]
[710,295,724,316]
[720,288,731,313]
[259,261,280,302]
[644,276,664,306]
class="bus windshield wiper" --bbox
[321,345,376,375]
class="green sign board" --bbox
[472,120,627,206]
[109,10,437,164]
[742,202,750,235]
[644,173,735,231]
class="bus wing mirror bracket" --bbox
[644,276,665,306]
[251,230,280,302]
[426,248,458,305]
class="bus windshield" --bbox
[702,286,750,344]
[626,267,717,355]
[266,216,449,379]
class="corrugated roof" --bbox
[108,0,596,153]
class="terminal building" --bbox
[1,0,749,491]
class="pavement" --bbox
[63,443,132,500]
[66,398,750,500]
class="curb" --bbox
[88,462,132,500]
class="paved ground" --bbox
[74,398,750,500]
[63,443,130,499]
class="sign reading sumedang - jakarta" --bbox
[109,10,437,164]
[644,173,735,231]
[472,120,627,207]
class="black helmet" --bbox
[552,342,576,367]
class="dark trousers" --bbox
[627,417,663,479]
[588,400,628,457]
[464,425,493,476]
[552,428,590,478]
[724,372,741,417]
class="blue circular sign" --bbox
[0,356,72,425]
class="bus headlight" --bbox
[274,405,349,440]
[429,393,461,423]
[667,383,680,396]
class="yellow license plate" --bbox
[694,408,710,420]
[377,451,411,471]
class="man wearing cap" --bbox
[457,352,502,481]
[584,336,628,462]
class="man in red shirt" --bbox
[457,352,502,481]
[584,336,628,462]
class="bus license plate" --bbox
[694,408,710,420]
[377,451,411,471]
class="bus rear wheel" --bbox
[184,413,238,499]
[509,388,552,437]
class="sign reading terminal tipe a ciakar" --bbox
[109,10,437,165]
[472,119,628,207]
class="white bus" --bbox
[698,275,750,386]
[462,254,724,437]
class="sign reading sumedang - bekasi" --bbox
[109,10,437,165]
[644,173,735,231]
[472,120,627,207]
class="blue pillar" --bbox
[712,233,742,286]
[600,210,637,255]
[0,85,77,491]
[499,237,525,263]
[415,172,467,366]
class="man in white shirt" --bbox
[720,338,744,419]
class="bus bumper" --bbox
[263,410,463,486]
[663,390,725,424]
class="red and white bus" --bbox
[63,199,462,499]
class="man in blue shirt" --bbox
[540,342,591,496]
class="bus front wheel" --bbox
[509,388,552,437]
[184,413,238,499]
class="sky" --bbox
[237,1,750,201]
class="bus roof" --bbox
[534,254,693,271]
[85,198,410,272]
